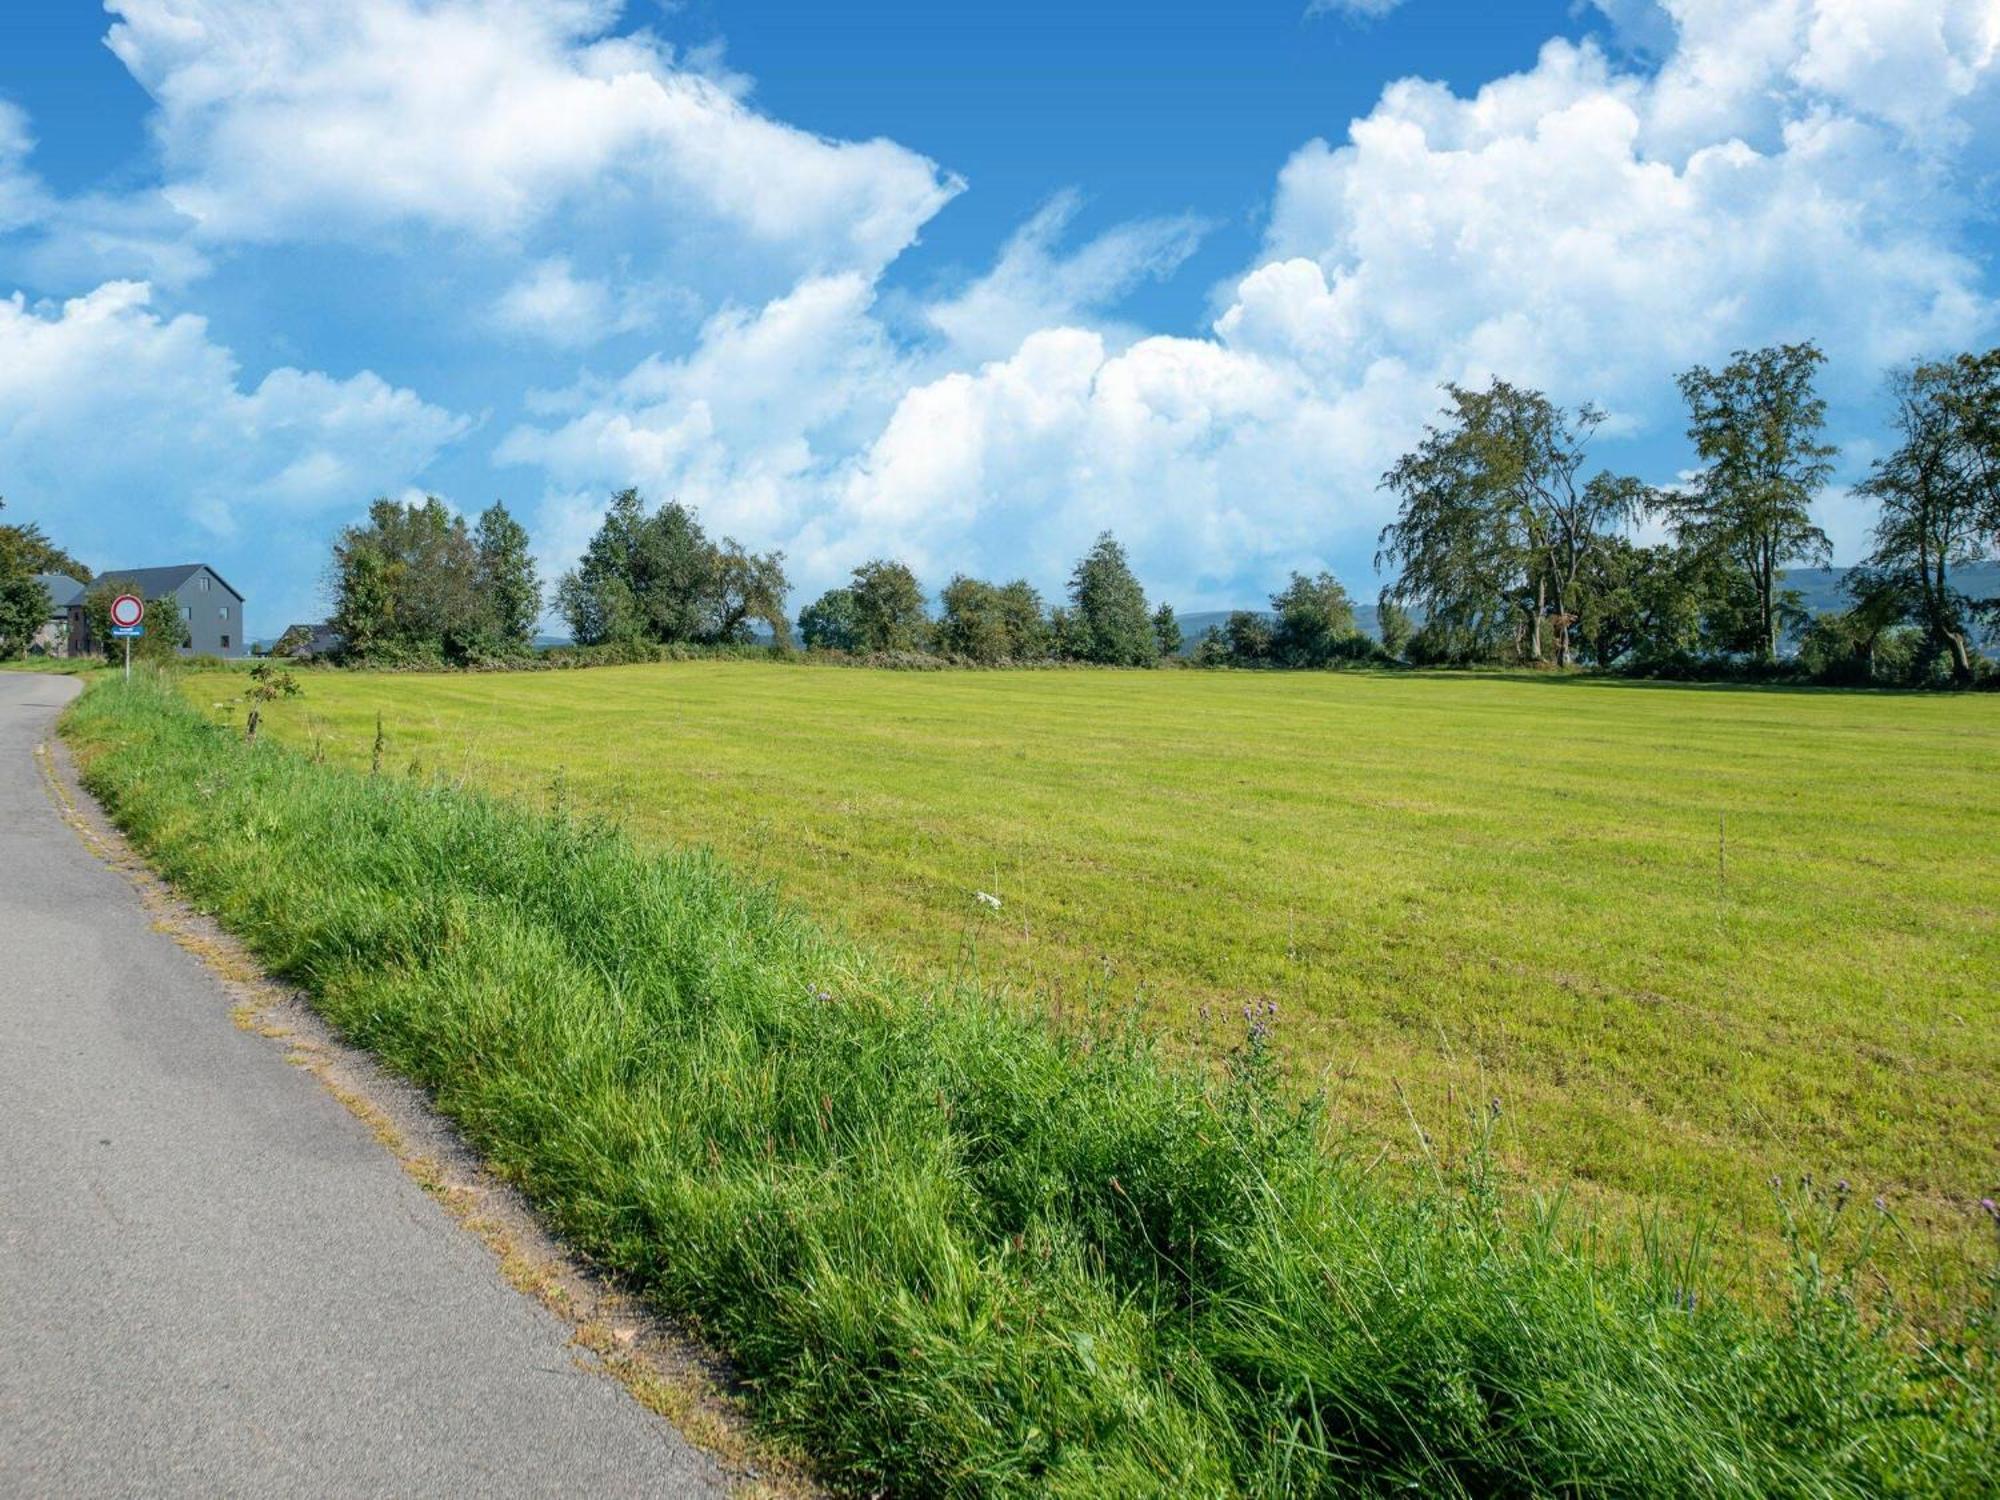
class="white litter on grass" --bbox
[974,890,1002,910]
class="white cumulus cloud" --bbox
[104,0,961,286]
[488,256,685,347]
[0,281,468,622]
[1234,38,1987,406]
[1609,0,2000,153]
[498,272,914,587]
[825,327,1420,599]
[924,192,1209,363]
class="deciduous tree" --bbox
[1656,343,1836,663]
[1375,593,1412,660]
[0,571,49,659]
[1796,591,1916,685]
[849,559,929,653]
[1190,625,1231,667]
[329,497,485,662]
[937,575,1049,663]
[558,491,788,648]
[0,499,91,584]
[937,575,1011,663]
[474,502,541,654]
[713,541,792,646]
[1223,610,1274,663]
[996,580,1052,661]
[0,500,60,658]
[1377,380,1644,667]
[1572,537,1720,667]
[1270,571,1359,667]
[1048,605,1077,660]
[1851,354,1998,682]
[1067,532,1154,666]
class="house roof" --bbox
[96,564,244,602]
[34,573,86,609]
[276,622,342,657]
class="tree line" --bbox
[543,502,1389,669]
[311,489,1389,670]
[559,509,1195,667]
[289,338,2000,686]
[1375,343,2000,685]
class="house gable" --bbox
[34,573,85,611]
[93,563,249,658]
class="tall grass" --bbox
[66,675,1995,1496]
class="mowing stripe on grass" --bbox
[66,675,1997,1498]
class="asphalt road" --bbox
[0,674,721,1498]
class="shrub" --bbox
[1223,610,1274,664]
[936,575,1015,664]
[798,586,861,652]
[1270,572,1358,667]
[1190,626,1232,668]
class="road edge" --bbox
[38,681,819,1500]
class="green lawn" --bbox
[187,662,2000,1302]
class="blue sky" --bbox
[2,1,1995,638]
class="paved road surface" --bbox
[0,674,720,1497]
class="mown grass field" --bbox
[186,661,2000,1302]
[82,673,2000,1492]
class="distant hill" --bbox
[1782,562,1999,621]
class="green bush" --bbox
[65,675,1998,1497]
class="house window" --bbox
[199,575,210,592]
[218,605,229,619]
[182,605,191,621]
[220,635,231,650]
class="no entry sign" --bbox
[109,592,146,679]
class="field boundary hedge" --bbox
[63,673,1996,1497]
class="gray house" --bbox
[272,622,342,660]
[32,573,86,656]
[84,564,249,658]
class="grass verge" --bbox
[66,673,1997,1496]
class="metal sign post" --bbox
[109,593,146,681]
